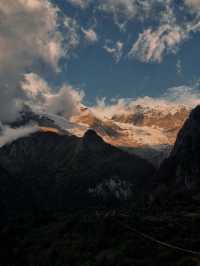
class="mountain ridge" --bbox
[0,129,155,221]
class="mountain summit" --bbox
[83,129,104,143]
[71,105,189,147]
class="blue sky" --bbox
[47,0,200,105]
[1,0,200,123]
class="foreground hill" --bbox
[0,129,155,220]
[1,209,200,266]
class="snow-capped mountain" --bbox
[70,104,189,148]
[5,103,190,150]
[68,104,189,166]
[0,103,189,166]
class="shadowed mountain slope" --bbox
[156,105,200,205]
[0,129,155,220]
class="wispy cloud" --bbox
[91,86,200,120]
[99,0,138,19]
[82,28,98,43]
[129,24,186,63]
[0,124,39,148]
[128,0,200,63]
[57,1,200,64]
[0,0,64,123]
[64,16,80,57]
[98,0,160,21]
[22,73,84,119]
[104,41,124,62]
[0,0,82,124]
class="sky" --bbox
[1,0,200,124]
[52,0,200,104]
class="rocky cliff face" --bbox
[156,105,200,204]
[0,129,155,220]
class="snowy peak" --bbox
[112,105,188,130]
[72,107,120,139]
[70,104,190,148]
[1,103,189,164]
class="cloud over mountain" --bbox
[91,86,200,120]
[0,124,38,148]
[22,73,84,119]
[0,0,62,122]
[0,0,82,124]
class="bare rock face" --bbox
[156,105,200,204]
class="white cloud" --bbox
[0,124,39,147]
[0,0,82,124]
[98,0,156,30]
[68,0,200,65]
[127,0,200,63]
[163,86,200,106]
[0,0,63,71]
[104,41,124,62]
[0,0,65,123]
[82,28,98,43]
[64,16,80,57]
[22,73,84,119]
[96,0,200,64]
[99,0,168,29]
[100,0,138,19]
[91,86,200,120]
[129,24,186,63]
